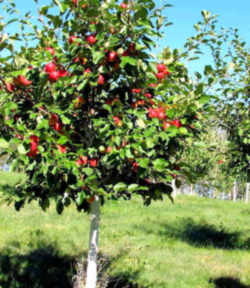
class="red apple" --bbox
[89,158,98,167]
[132,162,139,172]
[86,34,97,45]
[108,51,118,62]
[84,68,92,74]
[58,70,68,77]
[156,72,165,80]
[106,146,112,153]
[45,47,55,55]
[113,116,122,126]
[163,121,171,130]
[15,75,32,86]
[97,74,105,85]
[57,145,67,153]
[172,119,182,128]
[144,93,152,99]
[69,35,78,44]
[48,71,61,82]
[120,2,128,9]
[76,155,88,166]
[157,63,167,72]
[44,62,57,73]
[5,82,15,92]
[131,88,141,94]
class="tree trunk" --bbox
[172,179,177,198]
[190,184,194,195]
[233,181,237,202]
[246,183,250,204]
[85,197,100,288]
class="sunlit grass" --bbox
[0,172,250,287]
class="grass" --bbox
[0,171,250,288]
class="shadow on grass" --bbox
[141,218,250,250]
[0,230,146,288]
[210,277,250,288]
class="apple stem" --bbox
[85,196,100,288]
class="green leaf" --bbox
[179,127,188,135]
[0,139,9,149]
[128,184,139,193]
[93,51,104,64]
[198,95,210,104]
[76,192,86,206]
[17,144,26,155]
[138,158,150,168]
[82,168,94,176]
[120,56,137,68]
[153,158,168,172]
[114,182,127,193]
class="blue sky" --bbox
[2,0,250,73]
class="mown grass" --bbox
[0,171,250,288]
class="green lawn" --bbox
[0,171,250,288]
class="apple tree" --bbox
[0,0,209,286]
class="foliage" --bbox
[0,0,207,213]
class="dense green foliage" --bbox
[0,0,207,213]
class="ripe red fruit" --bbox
[69,35,78,44]
[57,145,67,153]
[108,51,118,62]
[132,162,139,172]
[89,158,98,167]
[218,160,224,164]
[131,88,141,94]
[157,63,167,72]
[53,122,62,131]
[49,114,62,131]
[30,135,40,143]
[86,34,97,45]
[44,62,57,73]
[72,0,78,5]
[149,83,158,88]
[144,93,152,99]
[164,70,170,76]
[157,110,166,120]
[48,71,61,82]
[97,74,105,85]
[15,75,32,86]
[76,156,88,166]
[163,121,171,130]
[5,82,15,93]
[113,116,122,126]
[84,68,92,74]
[148,108,158,119]
[27,135,40,157]
[58,70,68,77]
[171,119,182,128]
[120,2,128,9]
[106,146,112,153]
[45,47,55,55]
[156,72,165,80]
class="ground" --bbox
[0,171,250,288]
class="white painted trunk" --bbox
[233,181,237,202]
[85,197,100,288]
[246,183,250,204]
[190,184,194,195]
[172,179,176,198]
